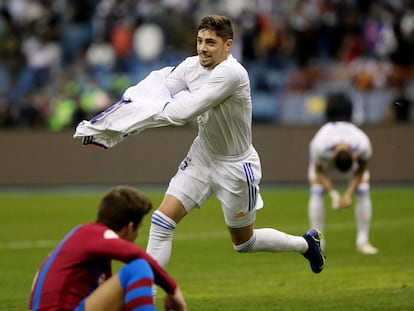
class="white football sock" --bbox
[308,184,325,232]
[146,210,176,268]
[233,228,308,253]
[355,184,372,246]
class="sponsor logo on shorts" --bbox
[235,211,246,218]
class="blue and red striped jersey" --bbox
[29,223,176,311]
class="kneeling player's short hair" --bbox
[96,186,152,231]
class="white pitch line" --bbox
[0,240,57,250]
[0,218,411,250]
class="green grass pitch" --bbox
[0,186,413,310]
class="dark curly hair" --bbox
[334,149,353,172]
[96,186,152,231]
[198,15,233,41]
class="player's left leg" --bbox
[216,156,325,273]
[355,183,378,254]
[230,225,308,253]
[81,259,156,311]
[228,223,325,274]
[120,259,156,310]
[308,183,326,250]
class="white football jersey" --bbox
[310,122,372,170]
[161,55,252,157]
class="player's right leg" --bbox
[146,195,186,268]
[147,141,212,268]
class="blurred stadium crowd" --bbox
[0,0,413,130]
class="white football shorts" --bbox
[166,138,263,228]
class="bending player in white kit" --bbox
[308,121,378,254]
[146,15,325,277]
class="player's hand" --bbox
[329,190,340,210]
[337,194,352,209]
[164,286,187,311]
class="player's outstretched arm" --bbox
[163,285,187,311]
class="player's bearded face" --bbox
[197,29,232,69]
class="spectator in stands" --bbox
[384,79,413,123]
[8,14,61,114]
[1,0,414,129]
[0,7,22,94]
[325,91,353,122]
